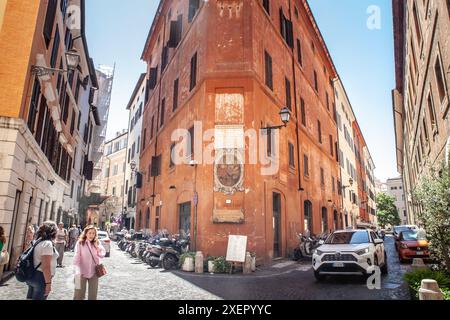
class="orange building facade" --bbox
[136,0,342,263]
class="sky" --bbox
[85,0,398,182]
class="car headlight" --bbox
[356,248,370,255]
[400,244,408,249]
[314,249,323,256]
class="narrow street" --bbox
[0,235,411,300]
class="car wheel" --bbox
[381,253,388,275]
[314,270,326,282]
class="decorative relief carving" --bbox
[217,1,243,19]
[214,148,244,195]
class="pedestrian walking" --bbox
[26,221,59,300]
[68,225,80,251]
[23,217,35,251]
[55,223,68,268]
[73,225,106,300]
[0,226,8,284]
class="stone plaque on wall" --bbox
[215,92,244,124]
[212,209,245,224]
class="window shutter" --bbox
[190,52,198,91]
[149,67,158,89]
[151,155,161,177]
[135,172,143,189]
[161,45,169,72]
[168,21,179,48]
[286,19,294,48]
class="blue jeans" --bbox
[26,271,47,300]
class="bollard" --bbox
[243,252,252,274]
[411,258,427,271]
[195,252,204,274]
[419,279,444,300]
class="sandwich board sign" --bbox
[226,235,247,263]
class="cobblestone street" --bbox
[0,236,411,300]
[0,243,220,300]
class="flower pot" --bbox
[208,261,215,273]
[182,257,195,272]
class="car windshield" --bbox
[98,233,108,239]
[394,226,413,234]
[402,231,426,241]
[325,231,369,244]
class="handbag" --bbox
[87,243,107,278]
[0,250,10,266]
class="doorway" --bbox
[179,202,191,237]
[273,192,282,258]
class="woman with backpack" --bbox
[26,221,59,300]
[73,226,106,300]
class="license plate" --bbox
[416,251,424,255]
[333,262,345,268]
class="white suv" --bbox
[312,229,388,281]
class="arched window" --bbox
[145,208,150,229]
[321,207,328,233]
[304,200,313,234]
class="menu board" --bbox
[226,235,248,263]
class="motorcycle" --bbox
[293,232,328,261]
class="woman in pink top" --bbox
[73,226,105,300]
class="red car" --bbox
[398,230,430,263]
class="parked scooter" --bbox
[293,232,328,261]
[160,236,190,270]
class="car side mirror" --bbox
[374,238,383,244]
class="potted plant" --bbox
[404,268,450,300]
[213,256,232,274]
[204,256,216,273]
[179,252,196,272]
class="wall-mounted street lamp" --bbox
[341,178,354,191]
[31,49,81,77]
[261,107,292,131]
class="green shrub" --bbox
[213,256,232,273]
[404,269,450,299]
[179,252,196,268]
[441,288,450,300]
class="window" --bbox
[113,164,118,176]
[435,56,446,103]
[264,51,273,90]
[288,143,295,168]
[262,0,270,15]
[189,0,200,22]
[160,98,166,128]
[151,155,162,177]
[173,78,179,111]
[321,208,328,233]
[50,27,60,69]
[27,78,41,133]
[266,128,272,157]
[326,92,330,110]
[170,143,176,168]
[43,0,57,47]
[137,136,140,154]
[317,120,322,143]
[314,70,318,92]
[300,98,306,126]
[70,109,76,135]
[104,167,110,178]
[332,177,335,193]
[297,39,303,66]
[148,67,158,90]
[190,52,198,91]
[303,155,309,177]
[112,187,116,196]
[320,168,325,187]
[285,77,291,110]
[427,94,437,132]
[127,148,131,163]
[161,45,169,72]
[168,15,182,48]
[150,116,155,139]
[329,135,334,157]
[188,126,195,159]
[131,143,135,159]
[143,128,147,150]
[279,8,293,48]
[114,141,120,152]
[123,162,126,173]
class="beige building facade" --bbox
[392,0,450,224]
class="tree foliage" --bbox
[413,163,450,272]
[376,192,401,228]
